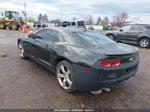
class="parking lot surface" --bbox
[0,30,150,109]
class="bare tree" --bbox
[112,12,129,27]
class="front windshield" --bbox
[12,12,19,17]
[72,31,116,47]
[5,11,19,18]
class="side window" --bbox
[35,29,48,40]
[35,29,63,42]
[122,25,132,32]
[130,26,144,32]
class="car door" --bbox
[116,25,132,41]
[126,25,144,41]
[33,29,62,66]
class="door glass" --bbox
[35,29,60,42]
[122,25,132,32]
[130,26,144,32]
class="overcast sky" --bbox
[0,0,150,23]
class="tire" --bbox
[139,38,150,48]
[107,34,115,40]
[56,60,76,92]
[0,22,6,29]
[10,22,19,30]
[18,42,28,59]
[8,27,12,30]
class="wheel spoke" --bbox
[66,70,70,76]
[66,78,72,86]
[58,73,65,78]
[63,79,67,87]
[60,65,66,74]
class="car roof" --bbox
[43,27,92,32]
[134,24,150,27]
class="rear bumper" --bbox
[72,57,139,91]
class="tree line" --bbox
[85,16,109,25]
[26,12,129,28]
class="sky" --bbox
[0,0,150,24]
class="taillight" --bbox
[100,60,120,66]
[112,60,120,66]
[100,60,111,66]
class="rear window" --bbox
[72,31,116,47]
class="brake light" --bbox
[100,60,111,66]
[100,60,120,66]
[112,60,120,66]
[82,66,91,70]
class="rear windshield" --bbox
[72,31,116,47]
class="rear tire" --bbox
[107,34,115,40]
[56,60,76,93]
[0,22,6,29]
[139,38,150,48]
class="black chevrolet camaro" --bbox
[18,27,139,92]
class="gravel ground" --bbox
[0,30,150,109]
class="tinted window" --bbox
[72,31,116,47]
[36,29,60,41]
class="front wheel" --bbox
[10,22,19,30]
[18,42,28,59]
[56,61,75,92]
[0,22,6,29]
[139,38,150,48]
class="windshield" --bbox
[12,12,19,17]
[72,31,116,47]
[5,11,19,18]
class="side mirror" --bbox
[28,33,35,38]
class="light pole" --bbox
[24,3,27,22]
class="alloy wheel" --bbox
[18,43,24,57]
[140,39,149,48]
[57,64,72,90]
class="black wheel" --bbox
[139,38,150,48]
[56,60,76,92]
[10,22,19,30]
[107,34,115,40]
[8,27,12,30]
[0,22,6,29]
[18,42,28,59]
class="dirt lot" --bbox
[0,30,150,109]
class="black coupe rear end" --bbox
[18,27,139,92]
